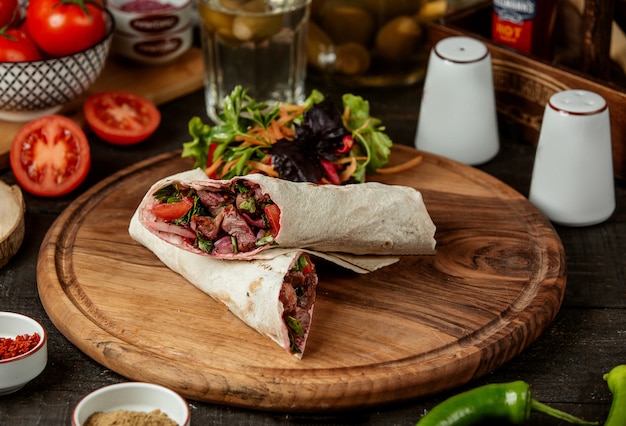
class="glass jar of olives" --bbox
[307,0,446,87]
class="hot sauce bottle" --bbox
[492,0,557,59]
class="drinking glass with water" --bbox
[198,0,311,123]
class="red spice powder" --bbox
[0,333,41,360]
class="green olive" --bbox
[319,6,376,46]
[199,2,235,36]
[239,0,268,12]
[307,21,336,71]
[335,42,371,75]
[374,15,422,62]
[417,0,447,22]
[218,0,251,10]
[231,0,284,42]
[359,0,422,23]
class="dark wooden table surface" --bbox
[1,78,624,425]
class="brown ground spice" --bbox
[84,409,179,426]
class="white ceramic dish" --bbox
[112,23,193,65]
[0,312,48,395]
[72,382,191,426]
[108,0,193,36]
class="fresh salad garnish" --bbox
[182,86,421,184]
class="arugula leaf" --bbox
[196,234,214,254]
[173,195,206,226]
[286,316,304,337]
[286,315,305,354]
[182,118,213,169]
[231,236,238,254]
[182,87,285,175]
[255,232,275,246]
[291,255,309,272]
[238,196,256,213]
[153,184,180,202]
[342,94,392,178]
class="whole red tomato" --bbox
[0,0,20,28]
[25,0,107,57]
[0,29,43,62]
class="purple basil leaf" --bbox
[271,100,349,182]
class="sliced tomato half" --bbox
[10,115,91,197]
[264,203,281,237]
[152,198,194,221]
[83,91,161,145]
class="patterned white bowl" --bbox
[0,9,114,122]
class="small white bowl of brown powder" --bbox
[72,382,190,426]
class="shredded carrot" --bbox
[205,158,224,178]
[376,155,423,174]
[269,119,286,141]
[221,158,240,176]
[235,133,272,146]
[276,115,296,128]
[281,104,307,113]
[342,106,350,125]
[339,157,358,182]
[248,160,279,177]
[335,156,367,164]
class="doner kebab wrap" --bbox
[129,169,436,358]
[134,170,437,262]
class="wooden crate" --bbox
[427,1,626,180]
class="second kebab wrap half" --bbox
[129,205,317,358]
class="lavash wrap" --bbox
[129,201,317,358]
[136,170,436,268]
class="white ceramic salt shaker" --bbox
[529,89,615,226]
[414,36,499,165]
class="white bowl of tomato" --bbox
[108,0,193,36]
[0,0,114,122]
[0,311,48,395]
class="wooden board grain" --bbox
[0,48,204,170]
[36,145,566,412]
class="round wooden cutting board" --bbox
[37,145,566,412]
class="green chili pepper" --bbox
[603,364,626,426]
[415,381,598,426]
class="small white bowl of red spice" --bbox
[0,311,47,395]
